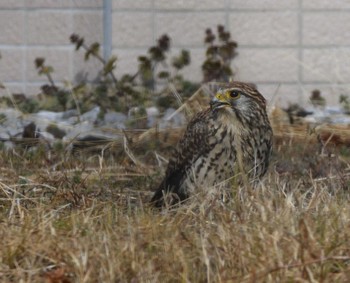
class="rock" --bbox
[146,106,160,127]
[4,141,14,150]
[0,130,10,141]
[128,107,147,128]
[0,130,11,148]
[63,121,95,141]
[0,109,23,135]
[324,106,343,115]
[31,111,64,134]
[159,107,186,128]
[103,111,127,128]
[62,109,79,119]
[1,108,22,124]
[7,127,21,137]
[328,115,350,124]
[80,106,100,123]
[66,116,79,125]
[35,110,63,121]
[38,131,55,143]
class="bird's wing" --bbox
[152,108,215,203]
[171,109,213,174]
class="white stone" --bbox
[146,106,160,127]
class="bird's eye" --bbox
[229,91,240,99]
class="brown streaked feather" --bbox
[151,81,273,208]
[151,109,215,205]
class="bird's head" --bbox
[210,82,267,121]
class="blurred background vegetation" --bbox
[0,25,238,120]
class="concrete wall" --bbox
[0,0,103,96]
[1,0,350,106]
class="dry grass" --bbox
[2,112,350,282]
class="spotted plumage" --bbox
[151,82,273,207]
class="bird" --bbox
[151,82,273,207]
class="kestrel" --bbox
[151,82,273,207]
